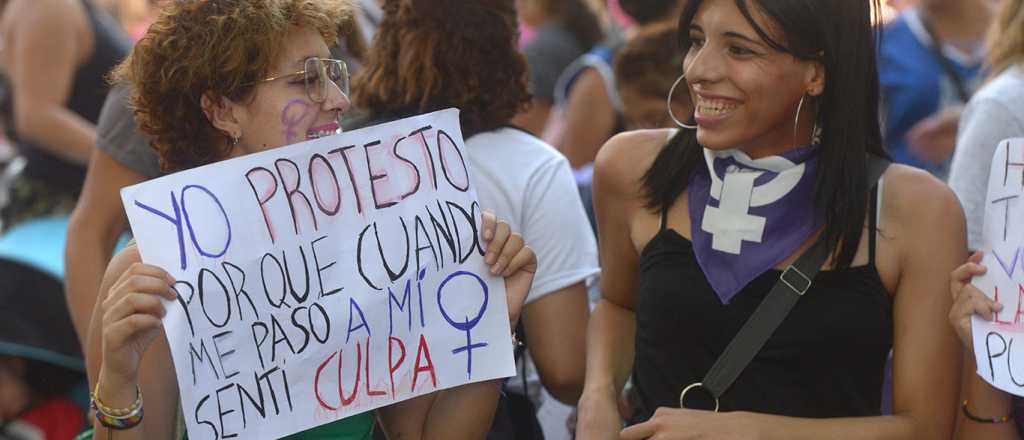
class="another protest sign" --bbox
[120,109,515,439]
[972,138,1024,396]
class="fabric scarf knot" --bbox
[687,146,822,304]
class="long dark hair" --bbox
[642,0,888,269]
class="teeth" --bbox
[696,97,738,116]
[306,129,338,140]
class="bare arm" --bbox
[521,281,589,404]
[948,253,1019,440]
[86,248,180,440]
[576,132,658,439]
[557,69,616,169]
[5,0,96,164]
[66,148,147,346]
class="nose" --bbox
[322,80,351,117]
[683,43,723,88]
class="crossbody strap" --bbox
[680,156,891,411]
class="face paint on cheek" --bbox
[281,99,317,144]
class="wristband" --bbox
[962,400,1012,424]
[91,383,144,430]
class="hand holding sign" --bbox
[480,209,535,327]
[968,138,1024,396]
[112,110,528,440]
[950,251,1001,352]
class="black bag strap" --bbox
[680,156,891,411]
[918,14,972,103]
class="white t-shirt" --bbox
[948,64,1024,251]
[466,127,600,303]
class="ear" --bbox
[804,59,826,97]
[201,93,246,140]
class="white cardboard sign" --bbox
[971,138,1024,396]
[120,109,514,439]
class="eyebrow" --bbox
[689,24,765,47]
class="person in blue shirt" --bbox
[878,0,995,178]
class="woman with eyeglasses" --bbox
[82,1,537,439]
[576,0,964,438]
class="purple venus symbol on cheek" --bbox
[281,99,317,144]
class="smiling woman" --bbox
[82,1,539,440]
[577,0,967,438]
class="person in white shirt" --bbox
[352,3,599,437]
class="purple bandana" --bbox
[687,146,821,304]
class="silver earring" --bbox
[667,74,697,130]
[231,134,240,147]
[793,94,821,146]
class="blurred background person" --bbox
[551,0,684,172]
[354,1,600,438]
[0,252,86,439]
[949,0,1024,254]
[879,0,996,179]
[944,6,1024,433]
[613,24,689,132]
[0,0,129,230]
[512,0,604,138]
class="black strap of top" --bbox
[680,156,891,410]
[868,182,880,265]
[659,206,669,231]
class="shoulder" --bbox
[881,164,964,232]
[593,129,670,195]
[969,68,1024,117]
[471,127,566,165]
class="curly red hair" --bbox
[113,0,354,172]
[352,0,530,137]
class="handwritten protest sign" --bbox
[972,138,1024,396]
[121,109,515,439]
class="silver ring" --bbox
[667,74,697,130]
[679,382,719,412]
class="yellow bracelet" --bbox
[962,400,1012,424]
[91,382,142,417]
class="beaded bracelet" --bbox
[91,384,145,430]
[962,400,1012,424]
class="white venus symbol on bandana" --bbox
[700,150,805,254]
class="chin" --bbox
[695,131,735,151]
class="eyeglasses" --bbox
[261,57,349,104]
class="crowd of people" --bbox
[0,0,1022,439]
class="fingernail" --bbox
[485,229,493,240]
[491,265,499,275]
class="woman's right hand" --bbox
[949,251,1002,352]
[98,262,176,384]
[576,388,623,440]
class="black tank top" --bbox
[14,0,131,193]
[629,186,893,423]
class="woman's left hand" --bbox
[620,408,762,440]
[480,209,536,327]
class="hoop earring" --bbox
[667,74,697,130]
[793,95,805,145]
[793,94,821,146]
